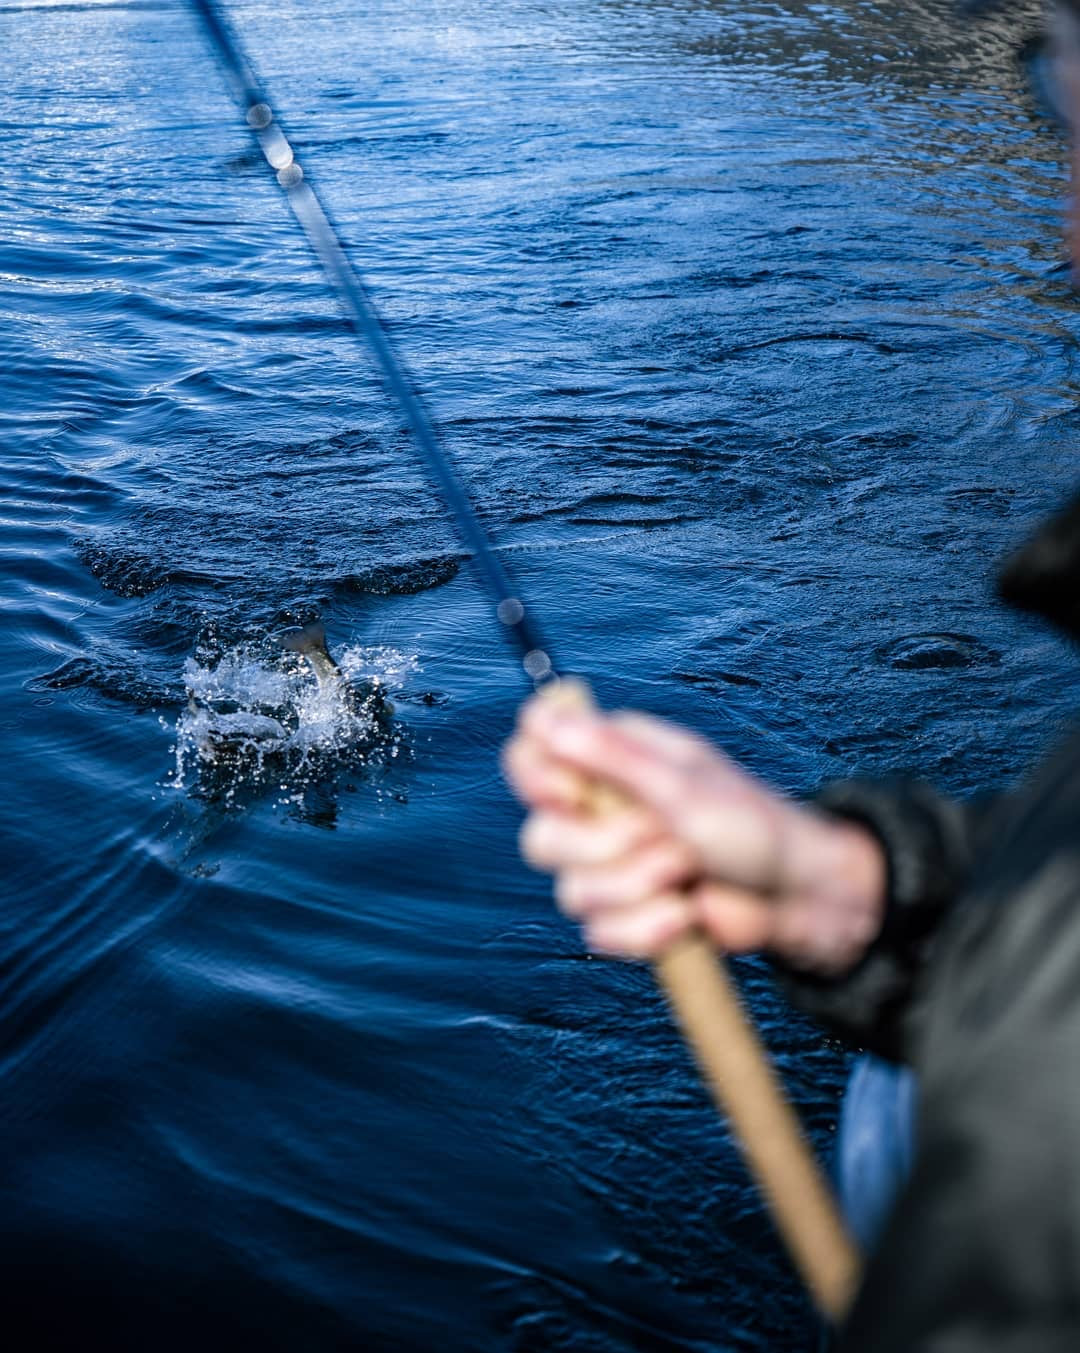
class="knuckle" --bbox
[644,839,696,890]
[584,920,626,958]
[500,741,527,791]
[587,898,689,960]
[647,765,691,814]
[615,807,659,854]
[519,815,555,869]
[646,898,693,953]
[584,815,636,865]
[619,930,658,960]
[555,871,592,918]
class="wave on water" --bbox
[168,636,418,808]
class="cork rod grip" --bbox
[540,679,860,1323]
[656,935,859,1321]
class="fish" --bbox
[279,620,343,695]
[183,621,342,766]
[279,620,394,720]
[186,697,288,763]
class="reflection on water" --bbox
[1,0,1078,1349]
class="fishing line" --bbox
[187,0,555,687]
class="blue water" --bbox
[3,0,1079,1347]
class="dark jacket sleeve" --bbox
[773,778,1001,1063]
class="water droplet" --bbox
[277,163,303,188]
[246,101,272,130]
[496,597,525,625]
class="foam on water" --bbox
[169,637,418,803]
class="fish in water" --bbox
[279,620,395,720]
[180,620,394,779]
[279,620,346,695]
[188,702,289,763]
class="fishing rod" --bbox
[186,0,860,1322]
[187,0,553,686]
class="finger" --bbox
[520,701,789,892]
[609,711,714,768]
[502,735,589,810]
[520,806,660,872]
[693,880,776,954]
[519,708,699,821]
[584,892,695,960]
[523,697,721,776]
[555,837,700,916]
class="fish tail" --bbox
[280,620,328,658]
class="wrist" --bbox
[779,809,888,974]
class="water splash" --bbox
[168,637,418,805]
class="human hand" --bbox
[503,695,886,976]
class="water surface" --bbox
[2,1,1078,1348]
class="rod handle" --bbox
[539,678,860,1322]
[656,934,859,1321]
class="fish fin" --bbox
[280,620,329,659]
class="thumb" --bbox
[519,702,706,823]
